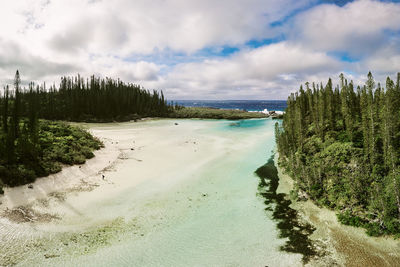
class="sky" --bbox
[0,0,399,100]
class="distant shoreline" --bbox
[169,107,283,120]
[51,107,283,123]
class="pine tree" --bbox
[276,72,400,235]
[12,70,21,139]
[2,86,9,133]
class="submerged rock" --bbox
[44,254,60,259]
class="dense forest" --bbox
[0,71,169,191]
[275,72,400,236]
[16,73,169,122]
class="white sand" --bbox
[1,119,300,267]
[0,119,226,221]
[0,138,119,210]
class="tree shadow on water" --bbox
[255,156,321,264]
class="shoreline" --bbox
[275,153,400,266]
[0,118,285,266]
[0,117,269,212]
[0,135,120,217]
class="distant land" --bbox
[171,100,287,112]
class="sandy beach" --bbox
[275,154,400,267]
[0,118,303,266]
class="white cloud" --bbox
[0,39,77,83]
[1,0,314,56]
[87,56,163,82]
[146,42,342,99]
[0,0,399,99]
[358,35,400,75]
[291,0,400,56]
[365,55,400,74]
[0,0,314,86]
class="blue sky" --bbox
[0,0,399,99]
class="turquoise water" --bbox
[38,119,302,267]
[222,118,271,130]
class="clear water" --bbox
[30,119,302,267]
[171,100,287,112]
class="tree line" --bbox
[0,71,170,190]
[275,72,400,236]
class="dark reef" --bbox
[255,156,321,264]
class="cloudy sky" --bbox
[0,0,399,99]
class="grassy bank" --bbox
[169,107,268,120]
[0,120,103,192]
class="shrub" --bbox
[337,211,366,227]
[0,120,103,187]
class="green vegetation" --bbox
[0,119,102,188]
[0,69,173,190]
[22,74,169,122]
[275,72,400,237]
[170,106,267,120]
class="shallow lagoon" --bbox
[13,119,304,266]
